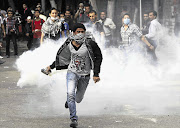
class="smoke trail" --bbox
[15,27,180,117]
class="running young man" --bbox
[45,23,102,127]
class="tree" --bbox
[56,0,62,11]
[107,0,115,20]
[89,0,98,14]
[41,0,46,13]
[8,0,16,11]
[49,0,57,8]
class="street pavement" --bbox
[0,40,180,128]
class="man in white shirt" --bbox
[145,10,161,62]
[99,11,116,48]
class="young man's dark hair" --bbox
[72,23,86,32]
[123,13,131,19]
[144,12,149,15]
[49,8,58,14]
[100,11,107,15]
[59,12,65,16]
[84,3,91,7]
[34,9,40,13]
[90,10,97,15]
[149,10,157,18]
[7,10,14,15]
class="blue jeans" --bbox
[66,71,90,121]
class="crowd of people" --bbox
[0,2,162,63]
[0,2,163,127]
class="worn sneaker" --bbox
[65,101,68,109]
[0,56,3,59]
[70,119,78,127]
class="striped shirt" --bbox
[120,23,143,46]
[4,17,17,34]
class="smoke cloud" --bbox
[15,27,180,117]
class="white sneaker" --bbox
[0,56,3,59]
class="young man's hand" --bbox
[93,76,100,83]
[149,45,154,50]
[104,25,110,28]
[3,32,6,38]
[46,66,51,72]
[26,33,29,36]
[10,29,14,32]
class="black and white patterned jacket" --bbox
[50,37,103,77]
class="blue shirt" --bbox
[60,22,69,38]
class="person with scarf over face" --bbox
[44,23,102,127]
[41,8,64,44]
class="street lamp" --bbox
[140,0,142,29]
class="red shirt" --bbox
[32,19,44,38]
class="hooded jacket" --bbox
[50,37,103,77]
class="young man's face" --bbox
[23,4,27,9]
[8,12,13,18]
[65,11,71,18]
[100,12,106,20]
[74,28,85,35]
[79,4,84,10]
[85,6,90,13]
[60,14,65,19]
[50,10,58,18]
[66,5,70,10]
[34,11,40,18]
[143,14,149,21]
[37,7,41,11]
[27,19,31,23]
[149,12,156,21]
[89,12,97,22]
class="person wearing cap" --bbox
[25,16,33,50]
[44,23,102,127]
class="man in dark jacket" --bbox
[22,4,32,24]
[25,16,33,50]
[45,23,102,127]
[22,4,32,38]
[89,10,104,35]
[142,12,151,35]
[65,10,74,31]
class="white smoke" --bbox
[15,27,180,117]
